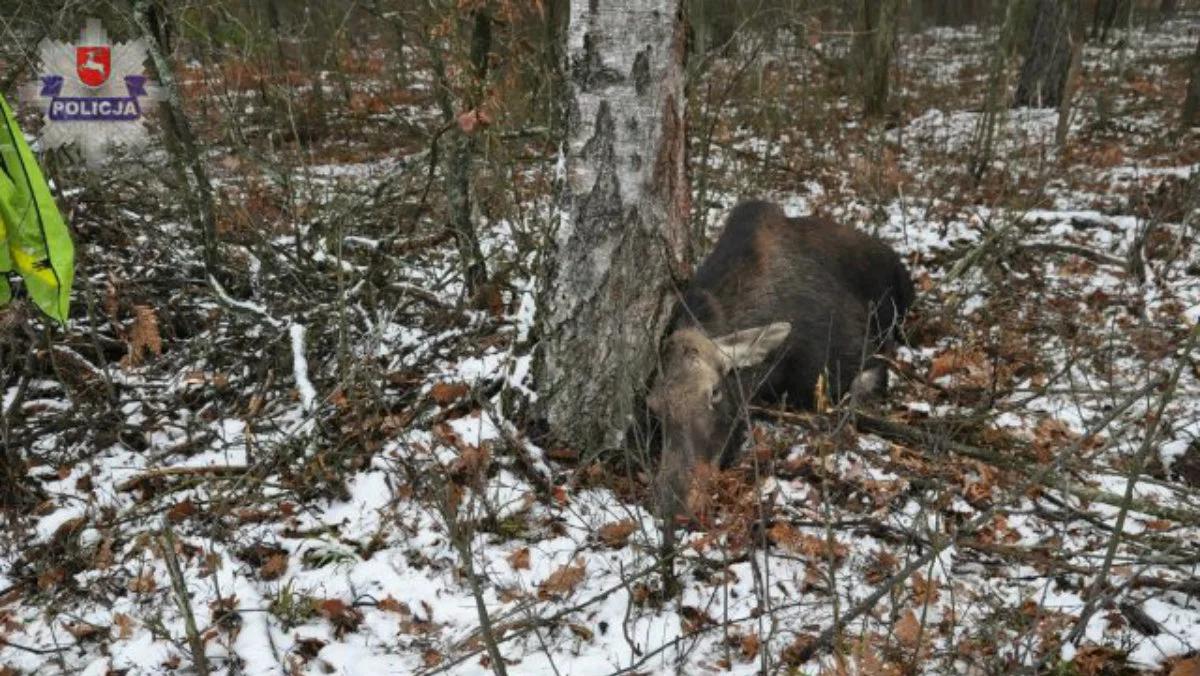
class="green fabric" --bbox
[0,94,73,323]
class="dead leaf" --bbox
[927,347,993,388]
[507,547,531,571]
[456,108,492,134]
[122,305,163,368]
[315,598,363,636]
[865,550,898,584]
[113,613,136,639]
[740,633,760,661]
[1170,656,1200,676]
[546,446,579,461]
[430,382,469,405]
[813,372,831,413]
[895,609,922,648]
[538,559,586,600]
[912,573,939,605]
[768,523,848,561]
[63,622,101,640]
[598,520,636,548]
[1073,645,1129,674]
[378,596,410,614]
[128,572,156,594]
[259,553,288,581]
[167,499,196,524]
[568,623,594,641]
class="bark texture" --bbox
[1183,32,1200,129]
[857,0,902,117]
[1014,0,1075,108]
[538,0,690,451]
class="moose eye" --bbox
[710,388,723,405]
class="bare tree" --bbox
[1091,0,1131,43]
[1055,0,1085,146]
[1014,0,1076,108]
[968,0,1021,180]
[134,0,219,275]
[422,7,492,297]
[1184,32,1200,129]
[1160,0,1179,22]
[857,0,903,116]
[536,0,690,452]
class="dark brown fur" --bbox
[650,200,915,550]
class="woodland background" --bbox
[1,0,1200,674]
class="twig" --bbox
[848,403,1200,526]
[1066,323,1200,645]
[158,525,210,675]
[0,638,69,655]
[451,528,509,676]
[420,560,663,675]
[782,374,1175,664]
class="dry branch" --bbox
[853,411,1200,526]
[117,465,249,492]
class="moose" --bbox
[647,200,914,552]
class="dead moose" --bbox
[646,200,915,553]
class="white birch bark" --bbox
[537,0,689,451]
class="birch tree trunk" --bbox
[537,0,690,451]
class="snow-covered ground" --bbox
[3,16,1200,676]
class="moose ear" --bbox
[711,322,791,371]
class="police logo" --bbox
[22,18,162,165]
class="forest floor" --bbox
[3,15,1200,676]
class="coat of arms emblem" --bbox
[75,45,111,87]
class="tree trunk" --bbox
[1056,0,1085,146]
[857,0,902,117]
[421,10,491,297]
[1091,0,1130,44]
[1014,0,1074,108]
[1183,33,1200,129]
[537,0,690,452]
[1160,0,1178,21]
[968,0,1021,181]
[133,0,219,276]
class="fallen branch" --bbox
[786,375,1169,664]
[1067,322,1200,645]
[117,465,249,492]
[1017,242,1127,268]
[853,410,1200,526]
